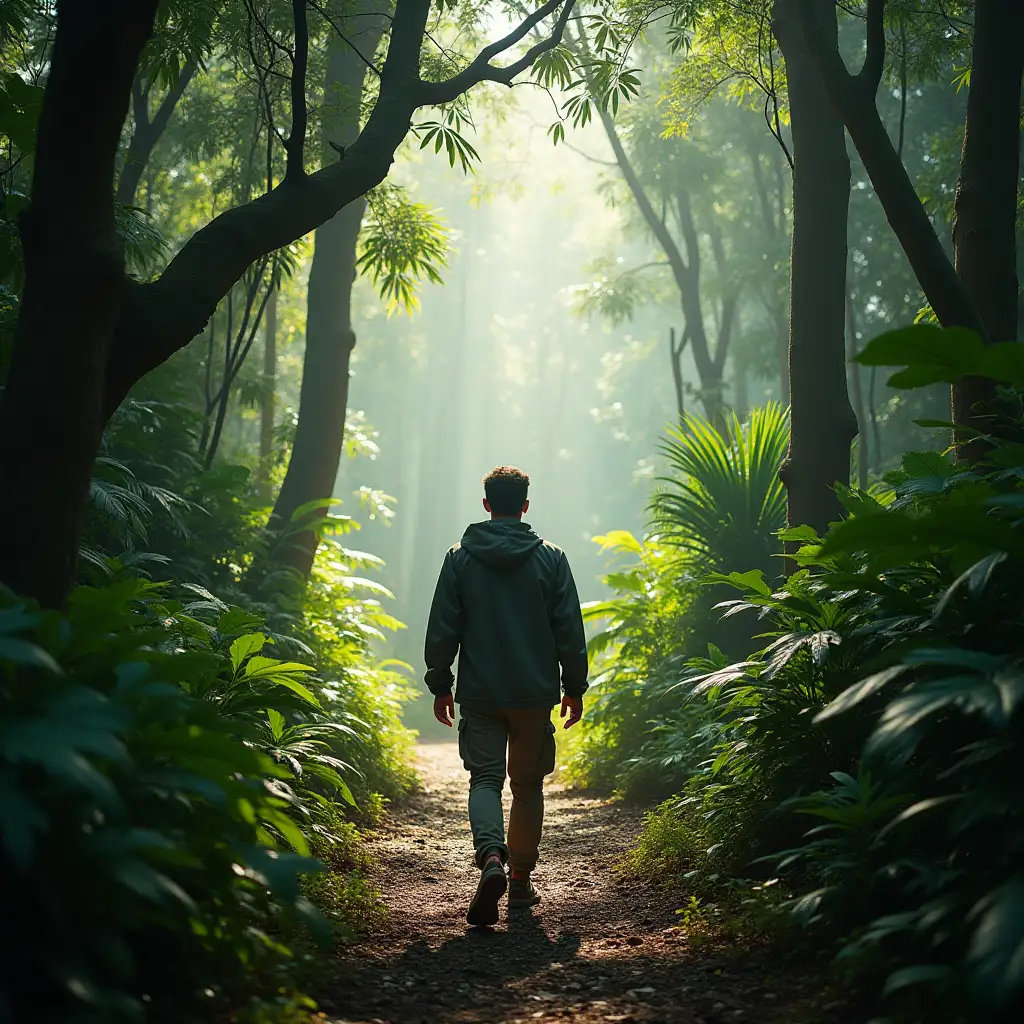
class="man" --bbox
[424,466,588,927]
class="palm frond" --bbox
[650,403,790,575]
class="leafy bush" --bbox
[650,402,789,579]
[0,580,327,1023]
[661,327,1024,1020]
[566,407,790,797]
[562,530,704,795]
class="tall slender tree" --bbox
[797,0,1023,457]
[774,0,857,535]
[267,0,386,578]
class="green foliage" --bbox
[566,406,791,797]
[358,185,450,316]
[646,326,1024,1019]
[0,580,326,1022]
[650,402,789,575]
[564,531,703,796]
[412,118,482,174]
[856,323,1024,390]
[0,68,42,152]
[6,319,416,1020]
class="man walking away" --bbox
[424,466,588,927]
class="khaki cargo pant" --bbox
[457,706,556,872]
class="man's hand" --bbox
[433,692,455,727]
[560,694,583,729]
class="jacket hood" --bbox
[460,520,543,569]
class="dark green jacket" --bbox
[423,520,589,708]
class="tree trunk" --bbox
[776,304,790,407]
[0,0,158,606]
[265,4,386,579]
[774,0,857,537]
[258,282,279,497]
[951,0,1024,450]
[846,283,869,489]
[590,99,728,422]
[670,326,687,422]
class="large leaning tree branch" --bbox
[795,0,986,340]
[102,0,577,416]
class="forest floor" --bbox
[319,743,855,1024]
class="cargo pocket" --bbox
[541,720,556,777]
[457,715,472,772]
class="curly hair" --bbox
[483,466,530,516]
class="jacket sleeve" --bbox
[551,551,589,699]
[423,549,462,696]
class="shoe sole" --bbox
[466,869,508,927]
[508,892,542,910]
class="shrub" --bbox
[0,580,326,1023]
[671,326,1024,1020]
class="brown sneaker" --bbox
[508,875,541,909]
[466,854,507,927]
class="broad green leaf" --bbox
[266,708,286,742]
[856,324,984,382]
[229,632,267,674]
[815,665,909,722]
[243,656,316,679]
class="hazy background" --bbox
[328,88,780,730]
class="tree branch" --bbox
[284,0,309,178]
[859,0,886,91]
[103,0,573,416]
[795,0,986,339]
[422,0,574,105]
[676,187,700,281]
[117,60,196,205]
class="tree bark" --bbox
[0,0,158,606]
[670,326,687,422]
[951,0,1024,446]
[266,3,386,579]
[776,304,789,407]
[774,0,857,537]
[258,281,279,497]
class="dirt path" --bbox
[321,743,848,1024]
